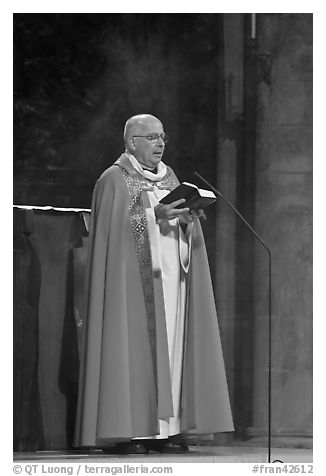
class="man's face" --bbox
[131,118,166,169]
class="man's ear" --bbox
[128,137,136,152]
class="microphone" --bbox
[194,171,273,464]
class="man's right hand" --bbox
[154,199,189,221]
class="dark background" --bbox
[14,13,220,208]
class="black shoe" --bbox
[114,441,148,454]
[142,439,168,452]
[159,440,189,454]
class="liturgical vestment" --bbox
[74,153,234,447]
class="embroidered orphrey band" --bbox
[118,166,158,401]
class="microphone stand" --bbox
[194,171,273,463]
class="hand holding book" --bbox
[154,199,205,224]
[154,181,210,223]
[159,182,216,211]
[154,198,190,222]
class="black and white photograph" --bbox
[10,5,315,473]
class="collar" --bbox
[124,151,167,182]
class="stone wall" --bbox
[252,13,312,438]
[215,13,312,441]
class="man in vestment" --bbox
[74,114,233,454]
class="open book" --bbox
[159,182,216,210]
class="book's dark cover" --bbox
[160,183,216,210]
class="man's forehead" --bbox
[133,118,163,134]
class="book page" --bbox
[198,188,216,198]
[183,182,198,189]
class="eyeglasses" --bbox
[132,133,169,144]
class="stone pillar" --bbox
[251,14,313,438]
[215,14,250,438]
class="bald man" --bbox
[74,114,234,454]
